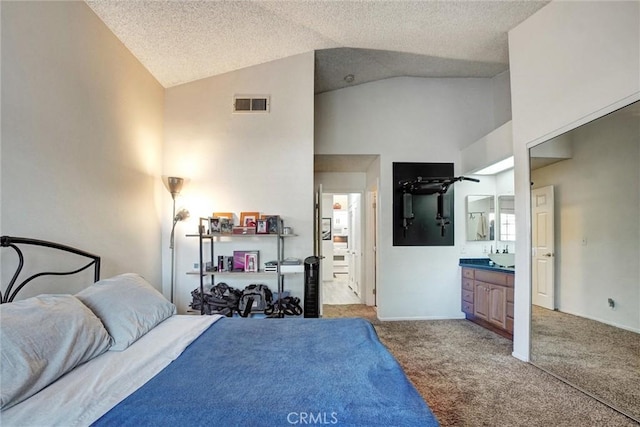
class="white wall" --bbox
[460,121,513,174]
[1,2,164,296]
[315,172,367,193]
[315,76,496,319]
[531,109,639,332]
[163,53,315,312]
[491,71,512,129]
[508,0,640,360]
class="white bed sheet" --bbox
[1,314,222,427]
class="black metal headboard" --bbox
[0,236,101,304]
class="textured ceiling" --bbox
[86,0,549,93]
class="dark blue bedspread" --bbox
[94,318,439,426]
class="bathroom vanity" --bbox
[459,259,514,339]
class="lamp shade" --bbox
[163,176,185,199]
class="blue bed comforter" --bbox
[94,317,439,426]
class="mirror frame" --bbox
[527,100,640,423]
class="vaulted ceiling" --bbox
[86,1,549,93]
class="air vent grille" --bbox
[233,95,270,113]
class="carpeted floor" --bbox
[531,305,640,421]
[323,304,638,427]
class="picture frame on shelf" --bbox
[261,215,280,234]
[240,212,259,227]
[219,217,233,234]
[322,218,332,241]
[209,217,221,233]
[233,250,259,271]
[213,212,234,225]
[244,253,258,272]
[256,219,269,234]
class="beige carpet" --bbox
[531,305,640,420]
[323,304,638,427]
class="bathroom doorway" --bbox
[321,193,362,304]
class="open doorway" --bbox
[321,193,362,304]
[314,154,380,312]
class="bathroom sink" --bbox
[488,253,515,268]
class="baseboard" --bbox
[558,308,640,334]
[378,314,466,321]
[511,351,529,362]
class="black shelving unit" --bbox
[188,216,292,316]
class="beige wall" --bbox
[163,53,315,312]
[1,2,165,296]
[531,109,639,332]
[315,76,496,320]
[508,0,640,360]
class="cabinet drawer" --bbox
[462,268,474,279]
[474,269,509,286]
[462,301,474,314]
[462,289,474,303]
[462,279,474,292]
[506,288,514,303]
[507,274,515,287]
[507,302,514,319]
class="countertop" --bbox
[459,258,515,274]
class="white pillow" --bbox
[75,273,176,351]
[0,294,113,410]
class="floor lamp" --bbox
[164,177,189,303]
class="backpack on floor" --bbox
[238,284,273,316]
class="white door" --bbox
[370,189,377,306]
[314,184,324,315]
[348,194,362,297]
[532,186,555,309]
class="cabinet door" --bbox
[488,284,507,328]
[474,282,489,321]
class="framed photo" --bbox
[256,219,269,234]
[240,211,259,227]
[322,218,332,241]
[209,217,221,233]
[244,253,258,272]
[213,212,234,225]
[219,217,233,234]
[261,215,280,234]
[233,250,259,271]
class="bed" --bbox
[0,236,439,426]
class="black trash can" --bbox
[304,256,320,318]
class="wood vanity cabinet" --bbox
[461,267,514,339]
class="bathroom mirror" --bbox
[529,100,639,422]
[465,195,494,241]
[497,195,515,242]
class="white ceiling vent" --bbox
[233,95,270,113]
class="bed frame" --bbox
[0,236,101,304]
